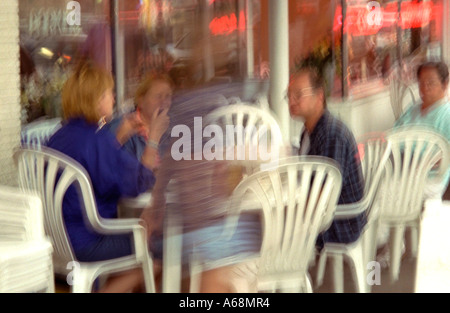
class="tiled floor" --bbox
[53,246,420,293]
[310,247,418,293]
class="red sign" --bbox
[333,1,435,36]
[209,10,246,35]
[400,1,433,29]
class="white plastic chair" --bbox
[204,104,285,174]
[190,156,342,293]
[380,126,450,282]
[315,133,391,293]
[14,146,156,293]
[20,117,62,149]
[0,185,54,293]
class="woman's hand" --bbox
[148,108,170,143]
[116,113,144,145]
[140,206,164,240]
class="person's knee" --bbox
[200,266,235,293]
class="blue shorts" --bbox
[150,213,262,269]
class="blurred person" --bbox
[142,155,262,293]
[107,73,174,161]
[137,23,274,292]
[288,65,365,250]
[394,61,450,200]
[46,60,169,293]
[140,99,263,293]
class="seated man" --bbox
[287,65,365,249]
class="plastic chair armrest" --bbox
[92,218,144,235]
[334,200,369,219]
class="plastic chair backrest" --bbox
[355,132,392,220]
[14,146,105,270]
[205,104,284,174]
[229,156,342,284]
[20,118,62,149]
[383,126,449,222]
[205,104,283,145]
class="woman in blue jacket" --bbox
[47,60,169,292]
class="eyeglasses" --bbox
[419,80,441,89]
[286,87,316,102]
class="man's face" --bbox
[288,73,322,120]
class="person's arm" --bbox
[140,108,170,171]
[114,113,142,146]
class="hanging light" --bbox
[139,0,158,31]
[139,0,173,31]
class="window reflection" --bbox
[19,0,111,124]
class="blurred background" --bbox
[15,0,446,124]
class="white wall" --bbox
[328,86,412,140]
[331,91,392,139]
[444,0,450,64]
[0,0,21,186]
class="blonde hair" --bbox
[134,73,174,106]
[62,61,114,124]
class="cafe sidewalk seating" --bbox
[14,146,156,293]
[379,126,449,282]
[189,156,342,292]
[315,133,391,293]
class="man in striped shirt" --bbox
[288,65,365,250]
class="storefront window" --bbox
[19,0,442,122]
[289,0,343,99]
[19,0,111,124]
[18,0,267,124]
[290,0,444,100]
[115,0,265,113]
[343,0,443,98]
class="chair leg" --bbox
[72,268,96,293]
[363,223,379,266]
[142,258,156,293]
[315,251,328,288]
[162,222,183,293]
[189,254,202,293]
[331,254,344,293]
[388,226,405,283]
[304,273,314,293]
[405,223,420,258]
[346,247,367,293]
